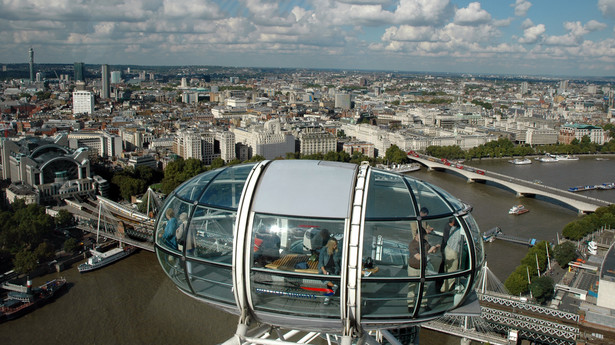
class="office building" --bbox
[74,62,85,82]
[101,64,110,99]
[73,90,94,114]
[68,131,123,158]
[335,93,351,109]
[110,71,122,84]
[29,48,34,82]
[298,130,337,156]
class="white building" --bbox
[232,120,295,160]
[68,131,123,158]
[174,129,215,164]
[216,131,236,162]
[73,90,94,114]
[111,71,122,84]
[299,130,337,156]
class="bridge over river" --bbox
[407,153,611,214]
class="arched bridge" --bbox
[407,153,611,214]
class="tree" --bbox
[33,242,55,262]
[530,276,554,304]
[505,266,529,295]
[13,249,38,274]
[385,144,408,164]
[553,241,577,268]
[161,158,207,194]
[63,238,80,253]
[210,157,225,169]
[55,209,74,228]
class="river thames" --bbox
[1,156,613,345]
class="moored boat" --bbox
[0,278,66,321]
[508,158,532,165]
[508,205,529,215]
[536,154,557,162]
[381,163,420,173]
[78,245,136,273]
[555,154,579,161]
[568,185,597,192]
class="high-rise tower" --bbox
[74,62,85,82]
[29,48,34,82]
[101,64,110,99]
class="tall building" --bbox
[28,48,34,82]
[74,62,85,82]
[335,93,351,110]
[73,90,94,114]
[110,71,121,84]
[101,64,110,99]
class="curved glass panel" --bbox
[189,261,235,303]
[174,169,221,201]
[404,178,453,217]
[463,214,484,269]
[361,220,416,318]
[418,275,470,317]
[250,214,345,318]
[157,249,189,289]
[365,171,415,219]
[186,206,235,263]
[199,164,255,209]
[156,198,193,252]
[427,184,467,212]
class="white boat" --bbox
[383,163,420,173]
[536,154,557,162]
[78,245,136,273]
[508,158,531,165]
[554,154,579,161]
[508,205,529,215]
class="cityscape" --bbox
[2,1,615,344]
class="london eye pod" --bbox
[154,160,485,341]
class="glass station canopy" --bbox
[154,160,484,332]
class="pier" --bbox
[482,226,537,246]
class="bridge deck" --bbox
[407,154,611,214]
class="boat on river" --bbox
[568,185,597,192]
[0,278,66,321]
[508,158,532,165]
[380,163,420,173]
[508,205,529,215]
[554,154,579,161]
[78,245,136,273]
[536,154,558,162]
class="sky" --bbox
[2,0,615,77]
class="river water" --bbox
[1,156,613,345]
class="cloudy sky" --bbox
[2,0,615,77]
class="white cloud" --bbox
[518,23,545,44]
[454,2,491,26]
[544,20,607,46]
[512,0,532,17]
[393,0,454,26]
[598,0,615,18]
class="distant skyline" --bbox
[2,0,615,77]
